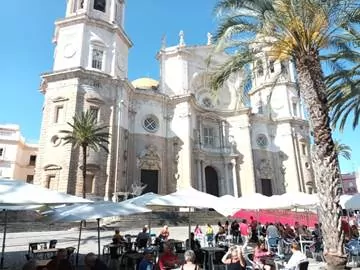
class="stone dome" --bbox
[131,77,159,90]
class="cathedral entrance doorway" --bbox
[261,178,273,196]
[205,166,219,196]
[141,170,159,194]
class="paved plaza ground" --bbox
[0,224,347,269]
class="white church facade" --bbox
[34,0,314,200]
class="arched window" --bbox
[281,61,288,75]
[256,60,264,77]
[94,0,106,12]
[269,60,275,73]
[73,0,84,12]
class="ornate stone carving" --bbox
[172,137,183,191]
[257,159,273,179]
[137,145,161,170]
[40,79,48,93]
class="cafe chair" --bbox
[345,239,360,267]
[29,243,38,255]
[49,239,57,249]
[246,253,262,270]
[298,261,309,270]
[266,237,279,254]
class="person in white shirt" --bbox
[284,243,307,270]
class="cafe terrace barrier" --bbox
[232,209,318,226]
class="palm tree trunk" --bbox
[82,145,87,199]
[295,50,346,268]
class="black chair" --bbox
[29,243,38,254]
[298,261,309,270]
[49,239,57,249]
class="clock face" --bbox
[63,44,76,58]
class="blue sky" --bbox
[0,0,359,173]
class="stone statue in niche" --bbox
[137,144,161,170]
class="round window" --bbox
[143,115,159,133]
[202,97,213,108]
[256,134,268,148]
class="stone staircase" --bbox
[102,210,224,230]
[0,210,224,233]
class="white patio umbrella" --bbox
[123,192,161,207]
[276,192,319,209]
[147,186,220,247]
[213,194,240,217]
[0,179,92,205]
[0,179,91,269]
[236,193,273,210]
[340,194,360,209]
[44,201,151,262]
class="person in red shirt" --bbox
[158,242,180,270]
[239,219,250,252]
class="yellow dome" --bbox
[131,77,159,90]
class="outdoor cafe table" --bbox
[28,242,48,254]
[201,246,225,270]
[32,248,58,259]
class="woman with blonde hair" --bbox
[181,250,201,270]
[221,245,246,270]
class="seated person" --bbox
[159,225,170,241]
[253,241,274,270]
[185,233,201,251]
[85,252,109,270]
[351,224,359,239]
[215,221,226,243]
[158,242,180,270]
[112,229,125,244]
[137,226,151,249]
[221,245,246,270]
[139,248,155,270]
[284,224,296,239]
[181,250,202,270]
[45,248,74,270]
[284,243,307,270]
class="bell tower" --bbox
[35,0,132,199]
[248,46,305,120]
[53,0,130,78]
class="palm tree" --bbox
[211,0,359,266]
[60,110,110,198]
[334,140,352,161]
[325,20,360,131]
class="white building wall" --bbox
[0,125,38,182]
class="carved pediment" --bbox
[257,159,273,179]
[137,144,161,170]
[79,163,100,171]
[44,164,62,171]
[86,97,105,104]
[52,96,69,103]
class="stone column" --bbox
[232,160,238,197]
[201,161,206,192]
[197,159,202,190]
[224,162,230,195]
